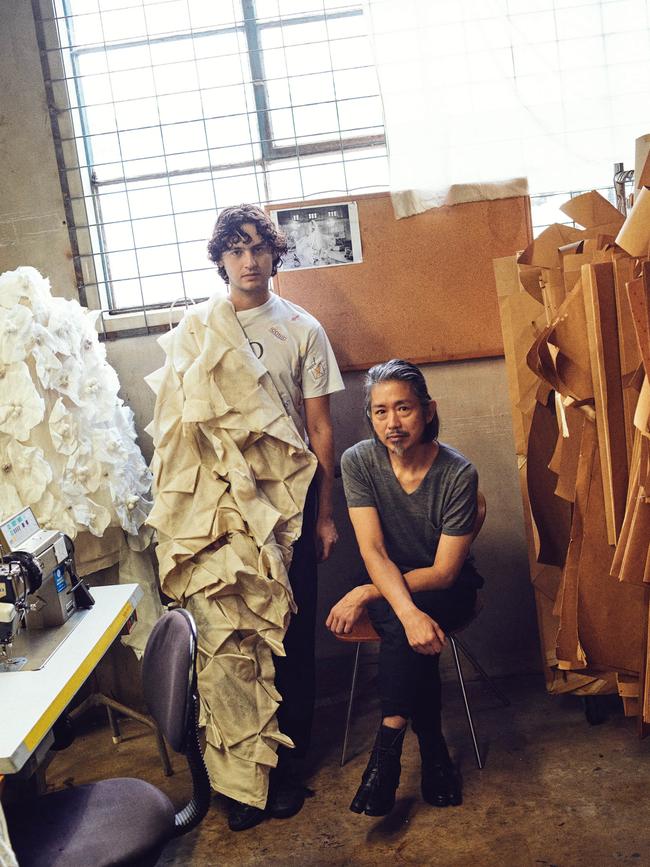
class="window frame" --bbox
[47,0,386,318]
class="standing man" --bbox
[206,204,344,829]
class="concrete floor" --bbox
[45,673,650,867]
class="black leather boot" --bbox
[350,724,406,817]
[418,734,462,807]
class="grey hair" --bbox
[363,358,439,442]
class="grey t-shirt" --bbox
[341,439,478,572]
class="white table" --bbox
[0,583,143,774]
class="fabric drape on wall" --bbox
[366,0,650,214]
[145,295,317,808]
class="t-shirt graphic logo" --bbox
[309,359,326,382]
[269,326,287,342]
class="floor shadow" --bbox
[365,796,417,842]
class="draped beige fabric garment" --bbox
[145,295,317,808]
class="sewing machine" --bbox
[0,507,94,673]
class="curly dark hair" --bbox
[363,358,440,442]
[207,204,288,283]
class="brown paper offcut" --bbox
[495,187,650,716]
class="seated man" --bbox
[326,358,483,816]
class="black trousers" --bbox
[273,482,318,760]
[367,569,477,737]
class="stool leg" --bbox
[106,705,122,744]
[452,636,510,707]
[341,642,362,768]
[449,636,483,770]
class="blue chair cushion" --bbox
[7,777,175,867]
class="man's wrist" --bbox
[358,584,380,604]
[394,601,419,622]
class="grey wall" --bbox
[2,1,541,682]
[0,1,78,297]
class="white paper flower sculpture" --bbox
[0,480,23,521]
[0,363,45,441]
[0,439,52,504]
[30,323,62,389]
[0,266,50,315]
[0,305,33,364]
[49,355,83,405]
[0,265,153,548]
[47,297,82,357]
[48,398,79,455]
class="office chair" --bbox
[335,492,510,769]
[6,609,211,867]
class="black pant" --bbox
[273,483,318,760]
[367,569,477,737]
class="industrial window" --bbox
[34,0,388,320]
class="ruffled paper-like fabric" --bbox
[146,295,316,809]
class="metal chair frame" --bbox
[340,626,510,769]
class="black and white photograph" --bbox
[270,202,362,271]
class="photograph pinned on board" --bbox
[270,202,363,271]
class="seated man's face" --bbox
[369,380,434,457]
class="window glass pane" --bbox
[143,1,191,37]
[333,67,378,100]
[329,34,372,69]
[170,179,216,214]
[100,7,148,43]
[127,183,173,219]
[114,97,160,130]
[97,188,130,223]
[137,243,181,278]
[186,0,240,29]
[162,120,209,157]
[284,41,331,76]
[110,67,156,101]
[213,169,264,209]
[131,215,177,248]
[266,163,305,203]
[119,127,164,161]
[290,72,335,106]
[293,102,338,138]
[337,96,383,132]
[175,209,215,243]
[140,273,185,306]
[343,148,389,192]
[179,240,211,272]
[158,92,204,124]
[110,278,143,310]
[107,249,138,281]
[103,220,134,252]
[154,61,200,95]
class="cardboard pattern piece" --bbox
[495,185,650,726]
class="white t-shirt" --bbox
[236,293,344,438]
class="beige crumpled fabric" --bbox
[145,295,317,808]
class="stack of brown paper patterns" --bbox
[495,178,650,733]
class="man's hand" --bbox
[315,514,338,561]
[400,608,446,655]
[326,585,369,634]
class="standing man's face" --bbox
[369,380,435,457]
[218,223,274,298]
